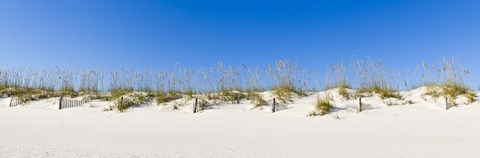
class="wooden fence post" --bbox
[446,97,448,110]
[359,97,362,112]
[272,98,276,113]
[193,98,198,113]
[9,97,13,107]
[59,96,63,109]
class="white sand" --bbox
[1,87,480,158]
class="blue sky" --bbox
[1,0,479,86]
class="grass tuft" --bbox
[308,95,333,116]
[422,58,476,105]
[246,90,267,108]
[155,92,182,105]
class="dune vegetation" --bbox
[0,57,476,112]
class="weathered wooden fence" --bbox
[9,97,21,107]
[59,97,89,110]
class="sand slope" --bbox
[1,87,479,158]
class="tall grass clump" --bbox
[267,60,306,103]
[325,61,350,99]
[115,94,149,112]
[109,69,134,100]
[308,94,333,116]
[243,65,266,107]
[352,59,401,99]
[421,57,476,104]
[79,68,103,98]
[292,61,313,94]
[215,62,244,102]
[56,67,76,97]
[153,71,182,105]
[116,98,134,112]
[243,65,262,93]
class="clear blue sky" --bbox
[1,0,479,86]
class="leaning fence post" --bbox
[272,98,276,113]
[9,97,13,107]
[193,98,198,113]
[359,97,362,112]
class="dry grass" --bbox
[116,99,134,112]
[272,85,294,103]
[425,83,476,105]
[0,57,476,108]
[116,93,154,112]
[326,61,350,99]
[267,60,307,103]
[308,95,333,116]
[337,83,350,99]
[246,91,267,108]
[155,92,182,105]
[421,58,476,105]
[351,59,402,100]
